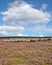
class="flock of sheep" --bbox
[0,37,51,42]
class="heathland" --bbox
[0,39,52,65]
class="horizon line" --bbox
[0,36,52,38]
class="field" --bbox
[0,40,52,65]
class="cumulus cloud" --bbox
[1,1,51,25]
[17,33,28,36]
[0,0,52,36]
[41,4,48,11]
[0,25,24,32]
[39,35,44,37]
[0,31,7,36]
[0,25,24,36]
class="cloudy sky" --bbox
[0,0,52,37]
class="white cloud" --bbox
[0,25,24,32]
[17,33,24,36]
[39,35,44,37]
[0,31,7,36]
[0,25,24,36]
[1,1,51,25]
[0,0,52,36]
[33,25,52,34]
[41,4,48,11]
[17,33,28,36]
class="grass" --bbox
[0,41,52,65]
[11,58,25,65]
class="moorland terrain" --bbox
[0,39,52,65]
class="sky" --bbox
[0,0,52,37]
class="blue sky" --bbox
[0,0,52,37]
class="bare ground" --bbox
[0,40,52,65]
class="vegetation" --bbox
[0,39,52,65]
